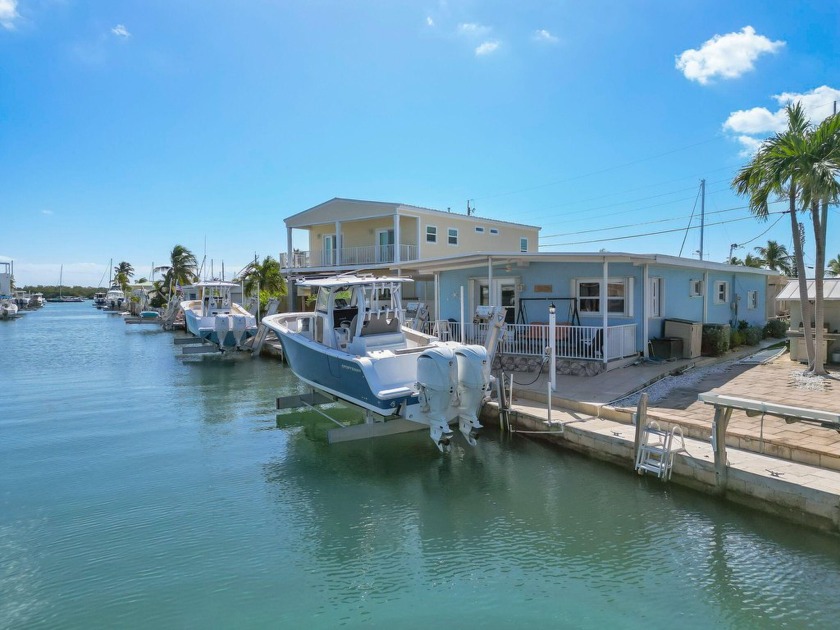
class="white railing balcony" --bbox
[280,251,311,268]
[313,244,420,267]
[425,321,638,363]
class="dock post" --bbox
[712,407,732,494]
[634,393,648,464]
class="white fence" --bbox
[426,321,638,362]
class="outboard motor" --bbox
[416,345,458,451]
[214,316,232,349]
[454,345,491,446]
[231,314,249,349]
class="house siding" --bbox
[435,260,769,355]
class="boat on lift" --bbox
[103,286,126,311]
[93,292,107,308]
[261,274,505,451]
[180,281,257,351]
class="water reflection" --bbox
[262,429,840,624]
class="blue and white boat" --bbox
[261,274,505,451]
[180,281,257,351]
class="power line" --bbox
[540,204,748,240]
[473,137,722,202]
[540,210,787,248]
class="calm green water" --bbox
[2,303,840,628]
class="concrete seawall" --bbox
[481,399,840,534]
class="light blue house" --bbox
[397,252,774,371]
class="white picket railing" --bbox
[425,321,637,362]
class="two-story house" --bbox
[282,198,540,272]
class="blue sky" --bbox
[1,0,838,286]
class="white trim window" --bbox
[489,227,499,236]
[475,226,484,234]
[689,279,703,297]
[747,290,758,310]
[447,228,458,245]
[520,237,528,253]
[574,278,633,316]
[714,280,729,305]
[426,225,437,243]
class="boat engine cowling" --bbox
[454,345,490,445]
[416,346,458,450]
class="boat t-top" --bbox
[180,281,257,351]
[261,274,505,451]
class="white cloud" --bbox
[458,22,490,38]
[0,0,18,30]
[41,209,54,216]
[676,26,784,85]
[111,24,130,38]
[723,85,840,154]
[533,29,558,44]
[426,16,434,27]
[723,107,788,135]
[475,40,499,56]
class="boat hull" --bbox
[276,330,418,415]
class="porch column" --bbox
[642,264,649,358]
[334,221,342,266]
[602,258,609,365]
[434,272,440,322]
[393,213,400,264]
[286,227,293,269]
[487,257,493,293]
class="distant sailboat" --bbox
[46,265,64,302]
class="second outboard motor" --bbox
[454,345,491,446]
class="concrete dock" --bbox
[490,342,840,533]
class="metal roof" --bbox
[776,278,840,300]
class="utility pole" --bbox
[699,179,706,261]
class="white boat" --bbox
[103,287,126,311]
[180,281,257,351]
[261,274,505,451]
[31,293,46,308]
[93,292,106,308]
[1,297,19,320]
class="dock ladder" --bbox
[634,421,686,481]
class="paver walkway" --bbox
[514,344,840,470]
[637,356,840,468]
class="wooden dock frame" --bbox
[697,393,840,495]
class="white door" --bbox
[476,278,517,324]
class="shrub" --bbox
[702,324,730,356]
[737,319,749,331]
[763,319,788,339]
[730,329,744,348]
[744,326,763,346]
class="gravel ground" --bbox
[611,354,830,409]
[610,359,740,408]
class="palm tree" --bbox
[113,261,134,293]
[799,112,840,374]
[828,254,840,277]
[743,253,764,268]
[154,245,198,304]
[239,255,286,313]
[753,240,792,275]
[733,104,840,375]
[733,103,816,369]
[727,255,744,266]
